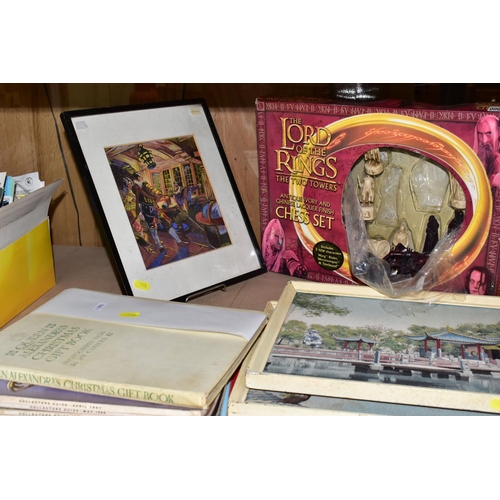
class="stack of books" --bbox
[0,288,268,416]
[0,379,223,416]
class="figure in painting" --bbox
[172,182,202,217]
[131,218,154,254]
[137,183,167,252]
[122,174,189,253]
[195,201,231,247]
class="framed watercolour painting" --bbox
[61,99,265,301]
[245,281,500,414]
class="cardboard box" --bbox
[0,219,55,327]
[0,181,60,328]
[256,97,500,296]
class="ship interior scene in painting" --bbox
[266,292,500,394]
[105,136,231,270]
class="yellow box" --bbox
[0,218,55,327]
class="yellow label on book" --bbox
[120,312,140,317]
[133,280,150,291]
[490,398,500,411]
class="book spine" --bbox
[0,172,6,205]
[1,175,14,206]
[256,100,270,231]
[227,401,368,416]
[0,397,204,416]
[0,367,207,410]
[0,407,76,416]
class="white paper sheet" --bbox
[36,288,267,341]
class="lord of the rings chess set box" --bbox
[256,97,500,297]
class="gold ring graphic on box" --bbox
[290,113,492,287]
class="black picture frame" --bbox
[61,99,265,301]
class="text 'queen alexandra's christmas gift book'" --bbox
[245,281,500,415]
[0,289,267,410]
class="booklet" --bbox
[0,288,268,409]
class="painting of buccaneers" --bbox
[104,135,231,270]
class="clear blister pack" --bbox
[343,148,467,298]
